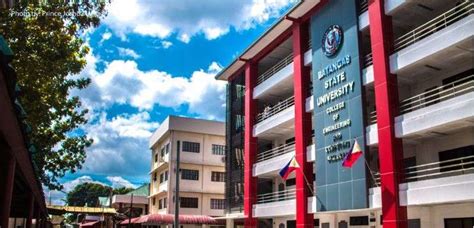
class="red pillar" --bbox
[26,196,35,228]
[293,21,313,228]
[368,0,407,227]
[244,62,258,227]
[0,154,16,228]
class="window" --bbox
[180,197,198,208]
[163,197,167,208]
[160,173,164,183]
[153,173,157,182]
[154,153,158,162]
[286,178,296,187]
[212,144,226,155]
[165,143,170,154]
[350,216,368,225]
[444,217,474,228]
[181,169,199,180]
[164,171,169,181]
[439,145,474,173]
[182,141,200,153]
[152,197,156,206]
[211,172,225,182]
[158,199,163,209]
[210,199,225,209]
[160,147,165,157]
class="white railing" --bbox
[364,52,373,67]
[405,155,474,181]
[256,53,294,85]
[369,75,474,124]
[368,110,377,124]
[399,75,474,114]
[394,1,474,52]
[256,142,295,162]
[371,155,474,186]
[256,188,297,204]
[360,0,369,14]
[256,96,295,123]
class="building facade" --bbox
[148,116,227,220]
[218,0,474,227]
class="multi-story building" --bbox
[217,0,474,227]
[148,116,227,220]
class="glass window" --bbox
[182,141,200,153]
[211,171,225,182]
[212,144,226,155]
[165,171,169,181]
[210,199,225,209]
[181,169,199,180]
[180,197,198,208]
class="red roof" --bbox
[122,214,219,225]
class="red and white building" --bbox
[217,0,474,227]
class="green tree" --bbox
[66,182,112,207]
[113,187,134,195]
[0,1,107,190]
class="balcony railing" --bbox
[360,0,369,14]
[256,96,295,123]
[363,52,373,67]
[256,142,295,162]
[394,1,474,52]
[399,75,474,114]
[256,53,294,85]
[256,188,296,204]
[371,155,474,187]
[369,75,474,124]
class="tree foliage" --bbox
[0,1,107,190]
[113,187,134,195]
[66,182,111,207]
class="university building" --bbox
[148,116,227,226]
[217,0,474,227]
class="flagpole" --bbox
[301,171,315,195]
[364,157,379,187]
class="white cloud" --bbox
[80,111,159,177]
[44,176,108,206]
[103,0,297,42]
[117,47,141,59]
[107,176,138,189]
[100,32,112,43]
[161,41,173,49]
[77,52,227,119]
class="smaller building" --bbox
[99,184,150,218]
[147,116,226,226]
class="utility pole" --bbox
[128,193,133,228]
[174,141,181,228]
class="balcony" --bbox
[253,142,316,177]
[253,189,296,217]
[366,75,474,145]
[369,155,474,208]
[363,2,474,85]
[254,53,294,100]
[254,96,314,139]
[150,182,168,197]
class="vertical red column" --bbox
[368,0,407,228]
[244,62,258,228]
[293,21,314,228]
[0,154,16,228]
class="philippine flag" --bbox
[342,139,363,168]
[279,156,300,180]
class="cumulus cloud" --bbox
[100,31,112,43]
[107,176,138,189]
[117,47,141,59]
[44,176,113,206]
[81,111,159,176]
[103,0,297,42]
[76,52,227,120]
[161,41,173,49]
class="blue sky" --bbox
[46,0,298,205]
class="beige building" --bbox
[148,116,226,219]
